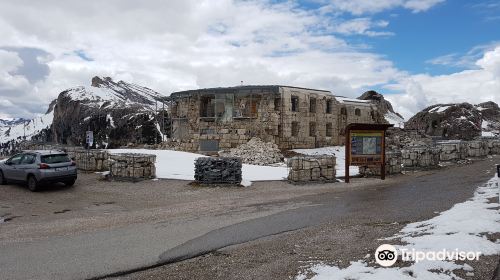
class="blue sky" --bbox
[0,0,499,119]
[366,0,500,75]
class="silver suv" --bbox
[0,150,77,191]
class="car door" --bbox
[2,154,24,180]
[17,154,37,182]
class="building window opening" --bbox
[200,95,215,118]
[355,108,361,116]
[291,121,299,136]
[340,107,347,116]
[326,100,332,114]
[291,96,299,112]
[310,98,316,113]
[309,122,316,137]
[326,123,333,137]
[274,98,281,111]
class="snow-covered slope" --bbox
[0,76,168,149]
[0,112,53,144]
[63,76,165,110]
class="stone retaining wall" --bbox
[360,139,500,176]
[287,156,336,182]
[69,150,110,171]
[359,151,402,176]
[109,153,156,180]
[194,157,242,184]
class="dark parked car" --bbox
[0,150,77,191]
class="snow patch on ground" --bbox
[430,105,450,113]
[297,177,500,280]
[384,112,405,128]
[292,146,359,177]
[107,149,288,183]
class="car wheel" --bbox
[27,175,39,192]
[65,179,76,186]
[0,171,5,185]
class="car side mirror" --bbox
[5,161,12,165]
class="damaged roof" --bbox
[169,85,331,99]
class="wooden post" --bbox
[381,130,386,180]
[345,128,350,183]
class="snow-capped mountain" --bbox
[357,90,405,127]
[0,118,29,127]
[405,102,500,140]
[0,76,169,150]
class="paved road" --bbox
[0,158,497,280]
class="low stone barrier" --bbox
[401,147,441,169]
[194,157,242,185]
[361,139,500,176]
[287,156,336,182]
[69,150,110,171]
[359,151,402,176]
[109,153,156,180]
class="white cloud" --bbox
[0,0,497,123]
[386,45,500,119]
[0,0,405,118]
[333,18,394,36]
[323,0,444,15]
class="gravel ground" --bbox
[1,158,499,280]
[0,171,391,243]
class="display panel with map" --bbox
[350,131,383,165]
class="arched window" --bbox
[355,108,361,116]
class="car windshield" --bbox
[41,154,71,164]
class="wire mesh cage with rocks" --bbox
[194,157,242,185]
[108,153,156,181]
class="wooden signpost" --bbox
[345,123,393,183]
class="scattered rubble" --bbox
[218,137,283,166]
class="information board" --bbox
[345,124,393,183]
[86,131,94,147]
[350,131,383,166]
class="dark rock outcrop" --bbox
[357,90,404,125]
[405,102,500,140]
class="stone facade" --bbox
[287,156,336,182]
[108,153,156,180]
[169,85,378,153]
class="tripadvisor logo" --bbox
[375,244,398,267]
[374,244,482,267]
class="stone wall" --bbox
[359,151,402,176]
[401,147,441,169]
[361,139,500,176]
[287,156,336,182]
[69,150,110,171]
[194,157,242,184]
[170,86,379,153]
[109,153,156,180]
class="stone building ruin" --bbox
[169,85,380,153]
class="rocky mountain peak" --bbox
[91,76,113,87]
[357,90,405,126]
